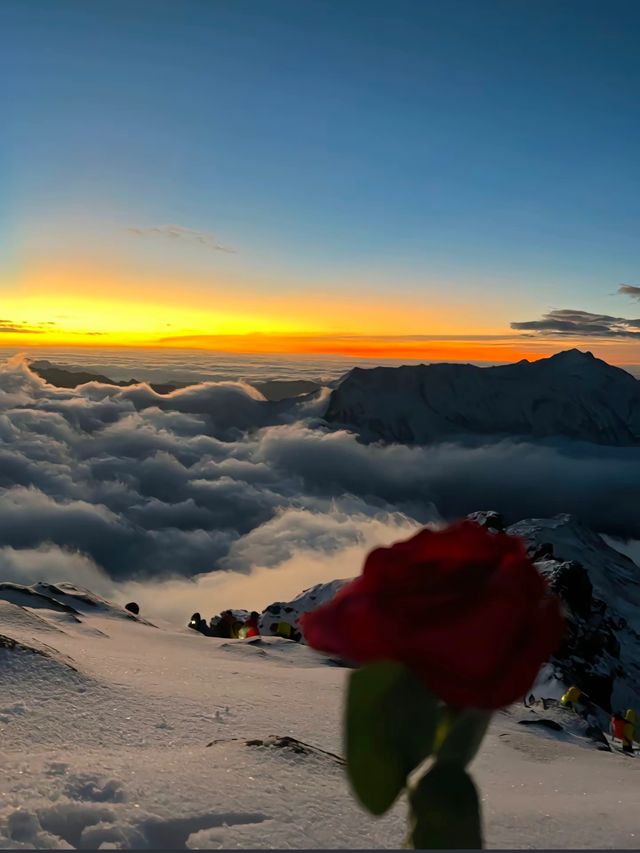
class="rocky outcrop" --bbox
[261,580,349,640]
[507,515,640,714]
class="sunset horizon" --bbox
[3,255,639,362]
[5,0,640,369]
[2,337,640,368]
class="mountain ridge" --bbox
[325,349,640,446]
[28,361,321,402]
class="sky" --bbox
[3,0,640,362]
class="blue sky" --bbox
[3,0,640,357]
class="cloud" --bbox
[2,354,640,626]
[2,505,416,626]
[0,544,114,596]
[0,320,46,334]
[0,319,102,337]
[511,308,640,338]
[127,225,237,253]
[603,536,640,569]
[618,285,640,300]
[118,507,421,624]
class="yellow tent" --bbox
[624,709,637,746]
[560,686,581,709]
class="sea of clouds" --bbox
[1,354,639,624]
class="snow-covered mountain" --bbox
[324,349,640,445]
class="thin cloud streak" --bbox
[0,320,47,335]
[127,224,237,253]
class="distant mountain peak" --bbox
[547,348,596,363]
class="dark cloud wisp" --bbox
[618,285,640,300]
[0,320,46,334]
[127,225,237,254]
[511,309,640,338]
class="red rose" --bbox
[301,521,564,710]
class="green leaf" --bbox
[408,761,483,849]
[345,661,441,815]
[436,708,491,768]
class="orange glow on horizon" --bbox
[150,333,552,363]
[2,260,638,366]
[2,329,639,368]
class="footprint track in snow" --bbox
[142,811,269,849]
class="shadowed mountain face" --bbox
[30,362,179,395]
[29,362,320,402]
[325,350,640,446]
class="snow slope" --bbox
[324,349,640,445]
[1,579,639,850]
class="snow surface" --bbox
[1,584,639,850]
